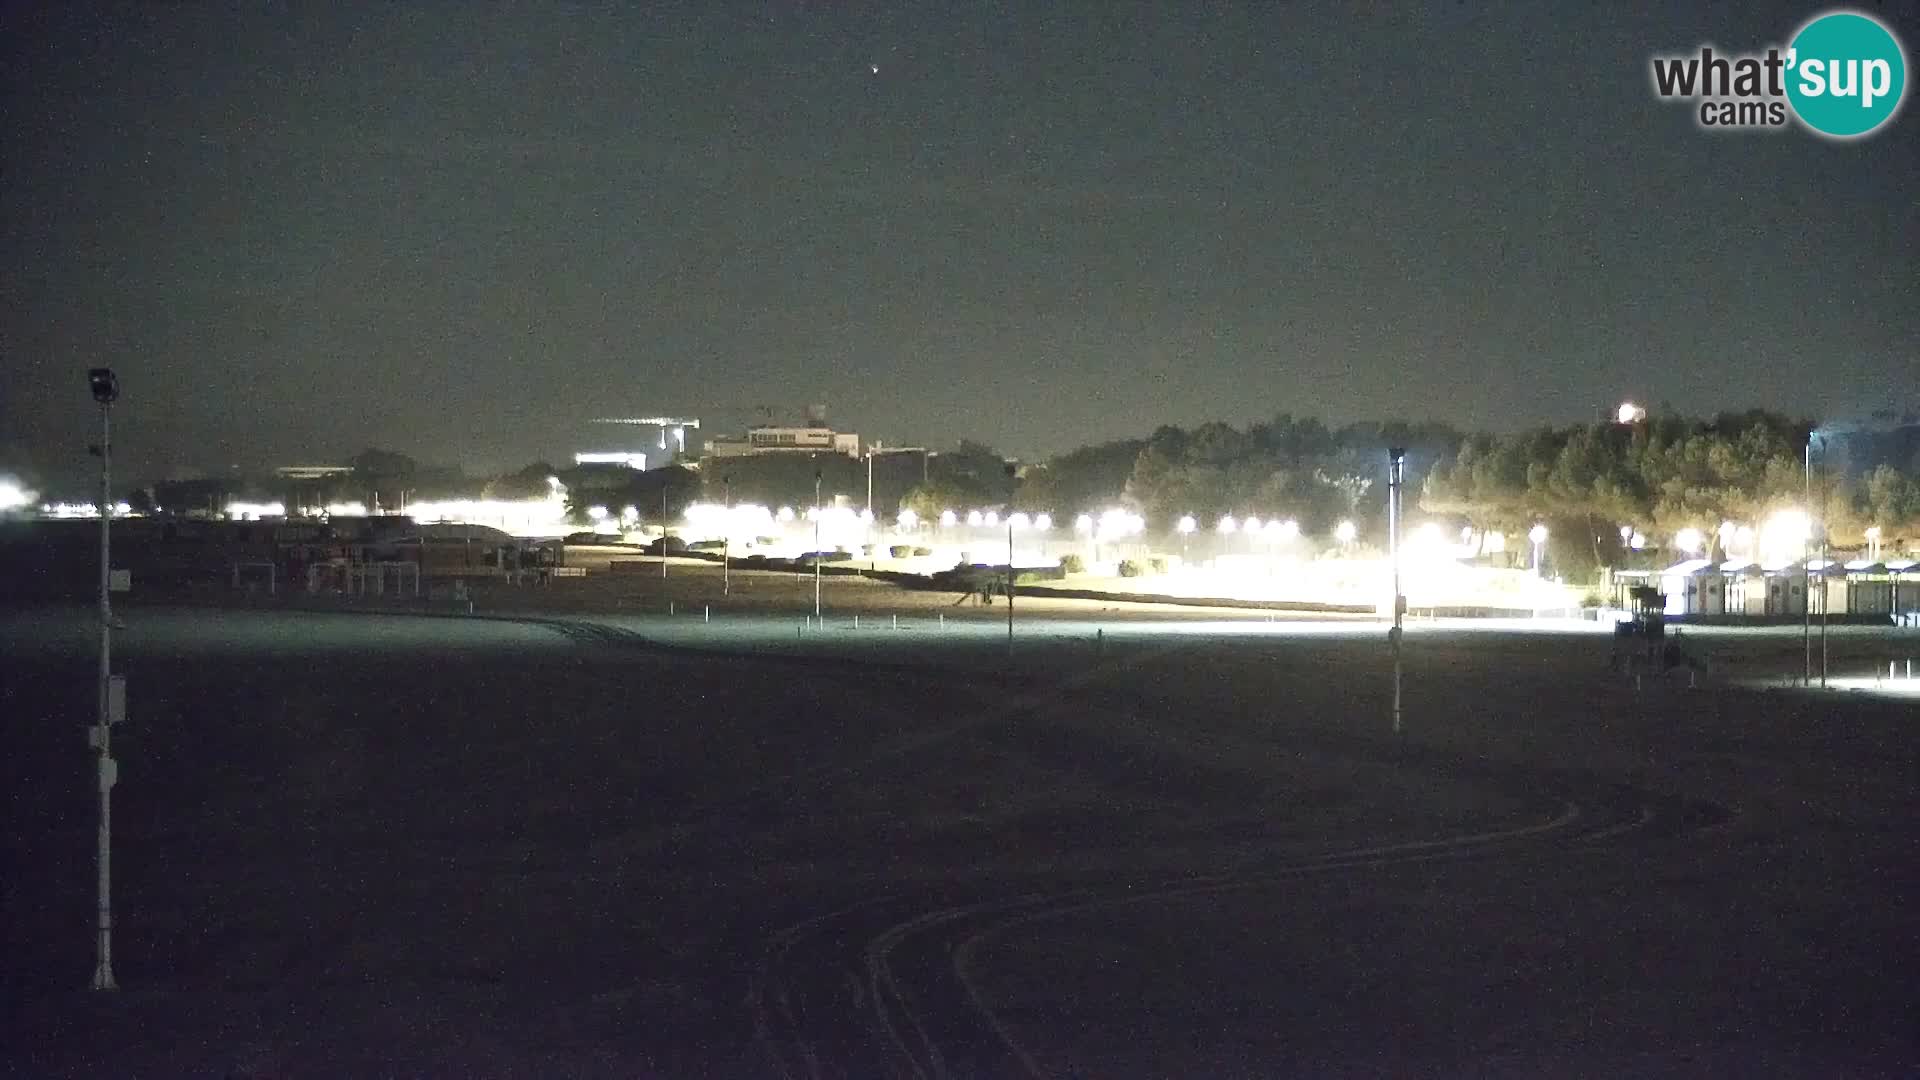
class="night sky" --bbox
[4,2,1915,491]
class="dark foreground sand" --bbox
[3,599,1915,1076]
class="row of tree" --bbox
[132,409,1920,580]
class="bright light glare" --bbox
[1335,521,1357,543]
[1095,508,1143,540]
[1864,525,1881,542]
[1075,513,1093,533]
[226,501,286,520]
[0,481,36,512]
[1008,512,1030,531]
[587,505,609,521]
[859,507,874,523]
[1033,513,1052,531]
[983,511,999,528]
[1217,515,1238,535]
[620,505,640,525]
[967,510,983,527]
[939,509,957,527]
[776,506,795,522]
[1618,402,1644,424]
[1674,527,1703,554]
[1244,515,1263,534]
[1529,523,1549,545]
[897,508,919,529]
[1268,519,1298,541]
[1177,515,1196,535]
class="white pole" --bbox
[1388,449,1405,736]
[93,397,117,991]
[813,473,822,618]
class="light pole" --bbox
[1177,515,1195,561]
[1529,523,1548,576]
[813,469,822,618]
[1004,463,1019,656]
[660,484,669,580]
[722,474,732,597]
[87,367,120,991]
[1804,437,1812,685]
[1388,449,1405,736]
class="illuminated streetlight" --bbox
[1176,515,1196,536]
[939,509,957,528]
[1865,524,1882,562]
[983,511,999,528]
[1528,523,1548,573]
[1217,514,1238,535]
[1617,401,1646,424]
[776,506,795,523]
[1274,519,1299,541]
[897,508,919,530]
[587,505,609,521]
[1033,513,1052,531]
[967,509,983,527]
[1674,527,1704,555]
[1075,513,1093,534]
[1335,520,1357,545]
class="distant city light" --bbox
[225,501,285,520]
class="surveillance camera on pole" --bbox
[87,367,121,991]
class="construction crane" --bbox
[593,416,702,453]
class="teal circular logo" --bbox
[1785,11,1907,138]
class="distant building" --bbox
[573,452,648,469]
[705,423,860,459]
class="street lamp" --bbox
[1176,514,1195,559]
[1865,525,1882,562]
[721,475,732,596]
[1387,449,1406,735]
[86,367,122,991]
[813,470,822,618]
[1674,527,1703,556]
[1335,520,1357,546]
[1528,523,1548,574]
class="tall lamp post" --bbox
[721,474,732,597]
[1804,432,1820,686]
[660,483,669,580]
[87,367,120,991]
[1387,449,1406,736]
[1529,523,1548,575]
[1004,463,1019,657]
[812,469,822,618]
